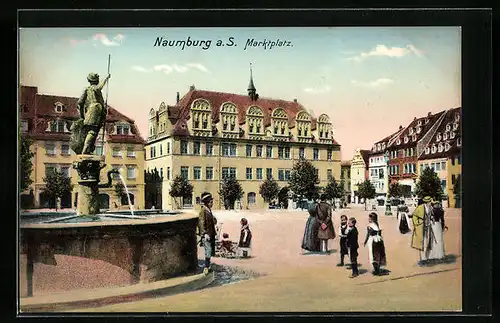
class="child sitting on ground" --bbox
[220,233,233,253]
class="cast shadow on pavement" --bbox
[417,254,459,267]
[302,249,338,256]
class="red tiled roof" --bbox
[171,89,333,141]
[20,86,144,144]
[390,111,446,149]
[419,107,461,160]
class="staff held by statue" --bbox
[101,54,111,155]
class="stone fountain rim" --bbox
[20,213,199,229]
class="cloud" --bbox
[133,63,210,75]
[348,44,424,62]
[303,85,331,94]
[68,38,88,46]
[351,78,394,88]
[67,33,125,47]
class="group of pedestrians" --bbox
[301,194,387,278]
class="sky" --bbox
[19,27,461,160]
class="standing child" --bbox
[363,212,387,276]
[336,215,349,267]
[238,218,252,258]
[346,217,359,278]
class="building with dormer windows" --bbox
[350,148,370,204]
[19,86,146,210]
[145,70,342,210]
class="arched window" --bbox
[191,99,212,134]
[271,108,289,137]
[247,192,256,204]
[246,106,264,135]
[296,110,312,142]
[220,102,238,137]
[436,133,441,141]
[317,114,332,140]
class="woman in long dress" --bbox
[301,202,320,253]
[397,204,412,234]
[363,212,387,275]
[425,201,446,260]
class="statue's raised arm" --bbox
[97,74,111,91]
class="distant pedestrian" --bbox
[198,192,217,274]
[363,212,387,276]
[238,218,252,258]
[346,217,359,278]
[336,214,349,267]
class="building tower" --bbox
[248,63,259,101]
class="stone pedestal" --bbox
[72,155,106,216]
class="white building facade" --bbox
[368,153,388,197]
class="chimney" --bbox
[293,98,297,103]
[189,84,195,92]
[414,117,417,121]
[428,112,432,117]
[176,92,180,103]
[399,125,403,130]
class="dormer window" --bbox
[404,136,409,144]
[416,126,421,134]
[116,124,130,135]
[455,112,460,122]
[443,132,448,140]
[436,133,441,141]
[377,144,381,151]
[445,142,451,151]
[446,124,451,132]
[425,147,430,154]
[425,119,429,124]
[412,134,417,141]
[431,145,437,154]
[450,131,456,139]
[191,99,212,133]
[438,143,443,152]
[50,119,67,133]
[54,102,64,113]
[409,128,414,135]
[417,120,422,126]
[453,123,459,131]
[20,119,28,133]
[457,137,462,147]
[396,139,401,145]
[382,143,386,149]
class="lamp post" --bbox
[384,151,392,216]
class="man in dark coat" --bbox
[198,192,217,274]
[346,217,359,278]
[316,194,336,253]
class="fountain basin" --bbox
[20,213,199,298]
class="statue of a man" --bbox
[73,73,111,155]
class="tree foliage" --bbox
[259,178,280,202]
[41,169,73,210]
[400,185,413,198]
[169,175,194,208]
[415,167,444,201]
[20,136,35,192]
[219,177,244,210]
[288,158,320,201]
[388,182,402,198]
[357,180,376,210]
[323,176,344,200]
[278,186,290,208]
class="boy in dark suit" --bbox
[346,217,359,278]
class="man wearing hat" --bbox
[411,196,438,264]
[198,192,217,274]
[73,72,111,155]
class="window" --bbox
[246,167,253,180]
[443,133,448,140]
[438,143,443,153]
[446,124,451,132]
[20,120,28,132]
[452,174,456,184]
[396,139,401,145]
[61,144,70,156]
[127,147,136,158]
[194,141,201,155]
[160,168,163,179]
[416,126,422,134]
[167,142,171,154]
[246,144,252,157]
[159,144,163,156]
[327,169,332,180]
[284,147,291,159]
[167,167,171,180]
[441,180,447,191]
[116,124,130,135]
[181,141,188,154]
[266,168,272,180]
[450,131,456,139]
[60,165,70,178]
[150,146,155,158]
[431,145,437,154]
[451,157,455,166]
[435,162,441,171]
[278,169,285,181]
[410,147,414,156]
[313,148,319,160]
[256,168,263,180]
[222,143,237,157]
[404,136,409,144]
[278,147,284,159]
[193,167,201,180]
[113,147,122,157]
[95,145,103,156]
[299,147,305,159]
[205,142,213,155]
[357,169,359,175]
[45,144,56,155]
[127,166,136,179]
[453,123,459,131]
[436,133,442,141]
[327,149,332,161]
[222,167,236,179]
[412,134,417,141]
[256,145,263,157]
[379,168,384,179]
[181,166,189,180]
[457,138,462,147]
[266,145,273,158]
[404,164,408,174]
[247,192,256,204]
[441,161,446,170]
[420,164,424,173]
[206,167,213,180]
[50,120,66,133]
[285,169,291,180]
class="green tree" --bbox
[323,176,344,203]
[357,180,376,211]
[453,174,461,208]
[288,158,320,202]
[388,182,402,198]
[278,186,290,209]
[169,175,194,209]
[219,177,244,210]
[415,167,444,201]
[259,178,280,203]
[41,169,73,211]
[20,136,35,192]
[400,185,413,198]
